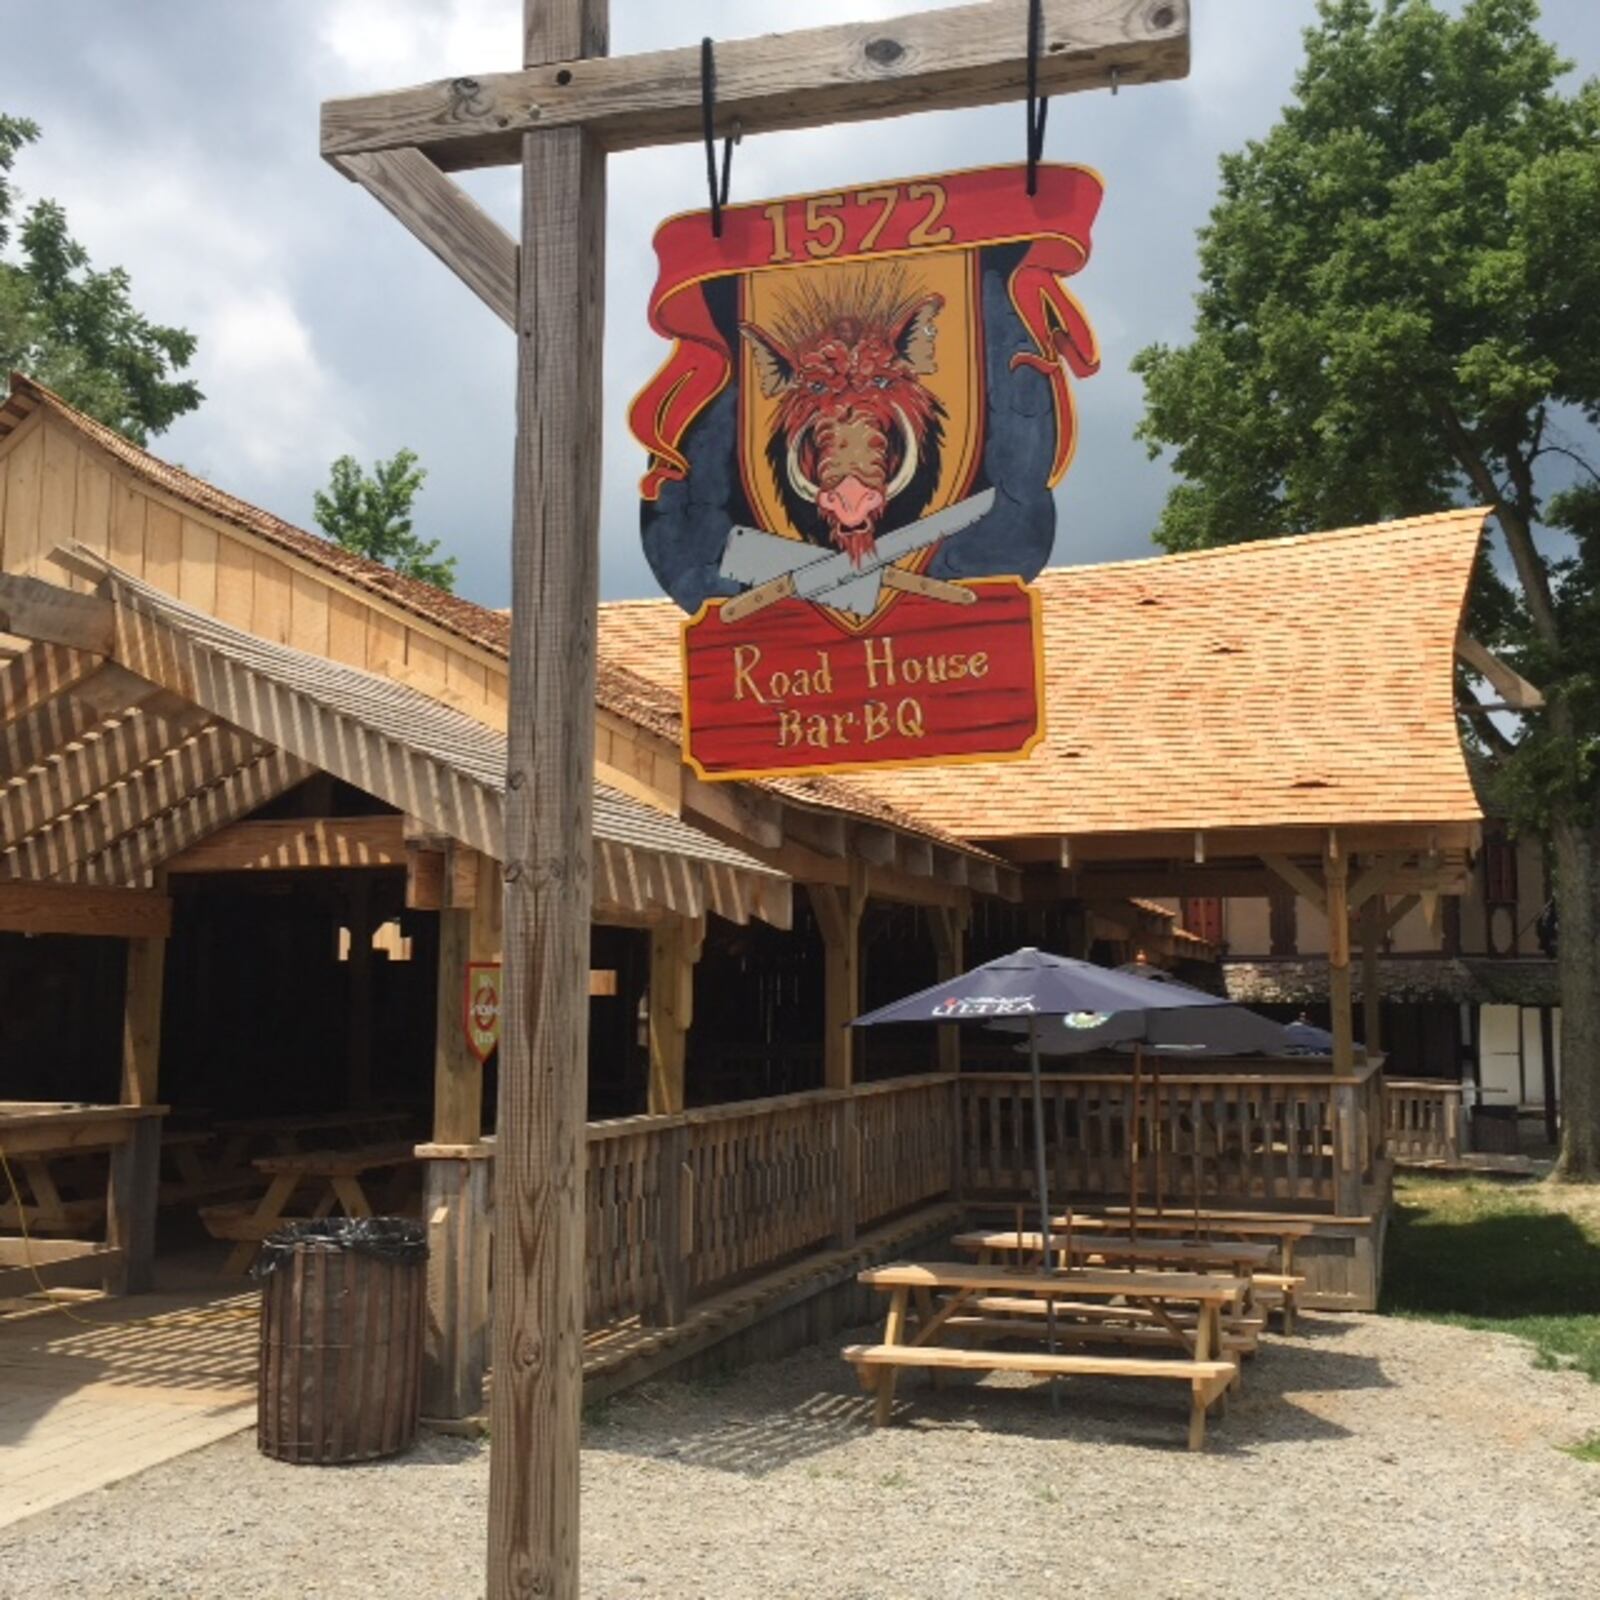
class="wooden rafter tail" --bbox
[1454,629,1545,712]
[320,0,1192,169]
[0,573,114,654]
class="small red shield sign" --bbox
[629,162,1102,779]
[464,962,501,1064]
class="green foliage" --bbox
[1,114,200,445]
[312,449,458,592]
[1383,1175,1600,1388]
[1134,0,1600,831]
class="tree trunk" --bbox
[1553,809,1600,1180]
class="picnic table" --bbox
[1060,1210,1315,1332]
[208,1109,411,1179]
[0,1102,166,1297]
[200,1140,420,1275]
[846,1261,1246,1450]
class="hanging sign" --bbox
[630,162,1103,780]
[464,961,501,1063]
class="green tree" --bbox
[1,115,200,444]
[1133,0,1600,1175]
[313,449,458,592]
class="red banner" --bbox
[681,579,1043,779]
[630,163,1103,497]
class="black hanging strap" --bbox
[700,38,740,237]
[1025,0,1048,196]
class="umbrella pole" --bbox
[1129,1043,1142,1238]
[1028,1016,1059,1410]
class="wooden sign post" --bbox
[321,3,1189,1594]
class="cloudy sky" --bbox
[4,1,1598,609]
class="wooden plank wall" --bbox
[0,414,507,721]
[0,414,689,808]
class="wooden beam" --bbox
[485,0,606,1579]
[122,870,168,1105]
[76,748,314,886]
[1359,895,1381,1061]
[647,913,704,1114]
[785,807,848,859]
[1000,821,1482,864]
[0,642,100,729]
[334,149,517,328]
[321,0,1191,169]
[433,876,504,1145]
[0,880,171,939]
[928,905,968,1074]
[808,861,867,1091]
[853,825,897,867]
[1456,630,1545,711]
[1261,853,1328,914]
[0,573,113,653]
[164,815,406,874]
[1,725,259,882]
[682,774,784,851]
[0,704,210,850]
[1382,892,1421,933]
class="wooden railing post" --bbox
[419,1142,493,1419]
[808,864,866,1091]
[834,1093,858,1249]
[650,1121,689,1325]
[106,1110,161,1295]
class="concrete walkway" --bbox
[0,1282,257,1529]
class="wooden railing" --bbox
[1384,1079,1463,1165]
[581,1073,957,1328]
[960,1059,1385,1217]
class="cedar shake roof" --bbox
[597,510,1489,841]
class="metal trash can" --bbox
[254,1218,427,1464]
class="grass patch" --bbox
[1381,1174,1600,1385]
[1563,1434,1600,1463]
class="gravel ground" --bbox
[3,1312,1598,1599]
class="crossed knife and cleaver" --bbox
[717,489,995,623]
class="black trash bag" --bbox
[253,1216,427,1279]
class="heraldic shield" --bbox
[628,163,1103,780]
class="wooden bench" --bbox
[852,1261,1247,1450]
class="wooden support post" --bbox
[347,876,375,1109]
[1325,834,1363,1215]
[1325,836,1354,1077]
[421,1144,494,1420]
[808,862,868,1091]
[434,868,502,1146]
[1360,895,1382,1062]
[120,867,167,1108]
[929,904,968,1074]
[647,914,704,1115]
[105,1113,161,1295]
[485,4,607,1592]
[648,1121,689,1327]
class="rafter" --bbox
[0,574,114,653]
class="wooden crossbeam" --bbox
[76,748,314,887]
[0,574,114,653]
[0,704,210,850]
[0,662,157,785]
[321,0,1191,169]
[0,880,171,939]
[164,814,407,874]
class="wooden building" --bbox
[0,375,1503,1412]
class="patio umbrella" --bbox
[851,949,1233,1271]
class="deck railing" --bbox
[581,1072,957,1328]
[1384,1079,1463,1164]
[959,1058,1385,1216]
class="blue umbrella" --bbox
[853,949,1231,1268]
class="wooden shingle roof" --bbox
[596,510,1489,843]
